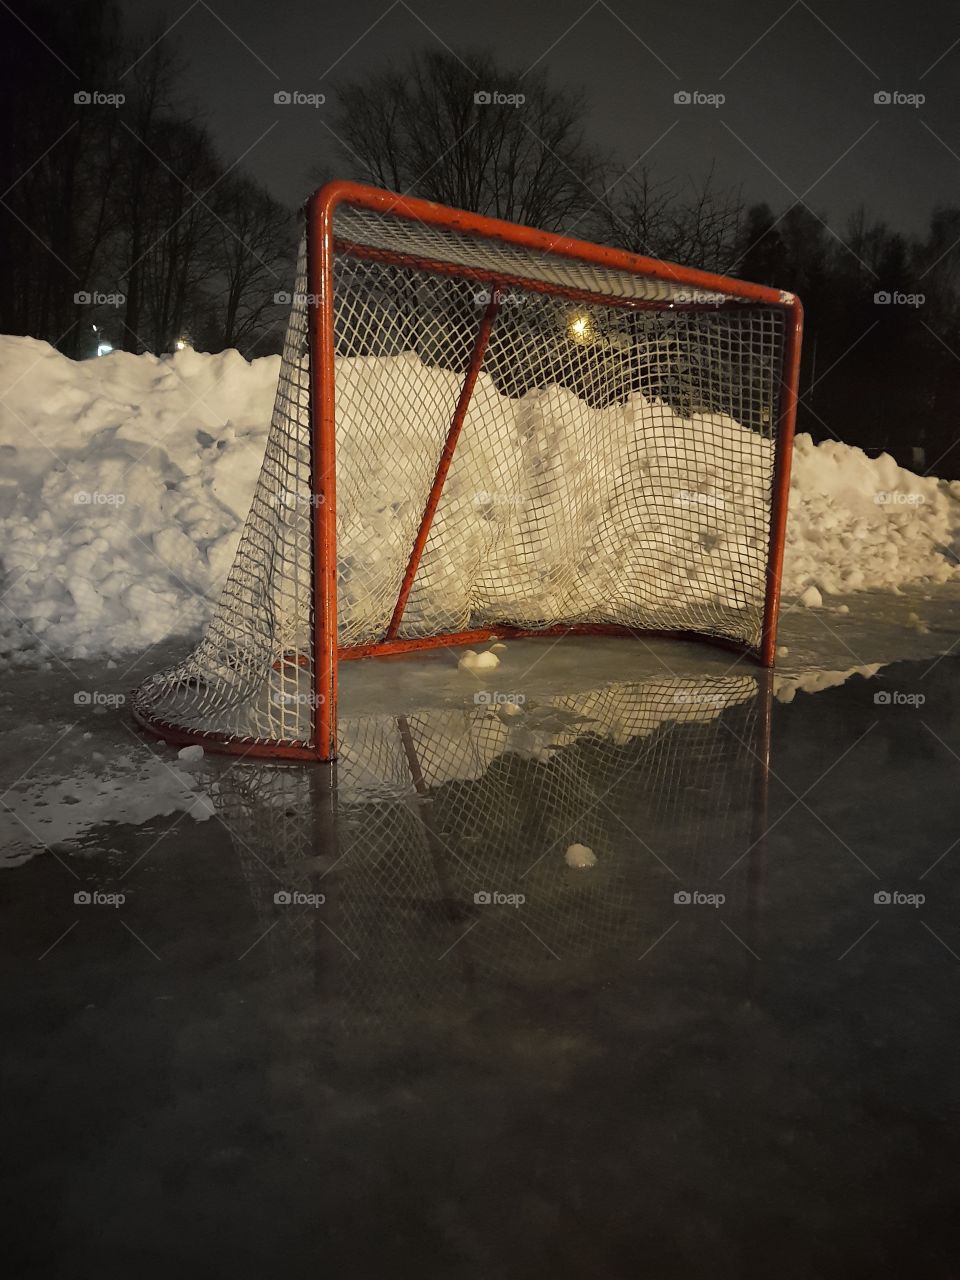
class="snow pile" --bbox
[1,333,958,663]
[333,352,769,640]
[787,436,960,595]
[0,336,277,660]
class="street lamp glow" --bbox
[566,311,596,343]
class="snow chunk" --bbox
[458,649,500,673]
[565,843,597,869]
[799,585,823,608]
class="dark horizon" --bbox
[117,0,960,239]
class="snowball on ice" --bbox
[565,843,597,869]
[458,649,500,673]
[799,585,823,608]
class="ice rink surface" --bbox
[2,583,959,1277]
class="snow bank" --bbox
[1,334,958,663]
[787,436,960,595]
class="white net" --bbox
[134,198,787,754]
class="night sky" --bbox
[116,0,960,236]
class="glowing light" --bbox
[96,341,113,357]
[566,311,596,343]
[175,338,187,351]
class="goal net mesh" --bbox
[133,200,786,752]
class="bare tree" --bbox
[602,165,744,273]
[332,49,607,231]
[211,173,294,350]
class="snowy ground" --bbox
[1,335,959,663]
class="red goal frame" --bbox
[133,180,802,763]
[309,182,802,762]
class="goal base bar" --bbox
[132,624,764,763]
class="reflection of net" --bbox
[134,192,787,754]
[220,675,768,1021]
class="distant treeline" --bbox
[3,16,959,476]
[0,1,295,360]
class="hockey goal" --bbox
[132,180,802,761]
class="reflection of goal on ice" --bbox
[219,673,771,1016]
[133,182,802,760]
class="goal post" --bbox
[132,180,803,762]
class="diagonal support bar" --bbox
[385,293,500,641]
